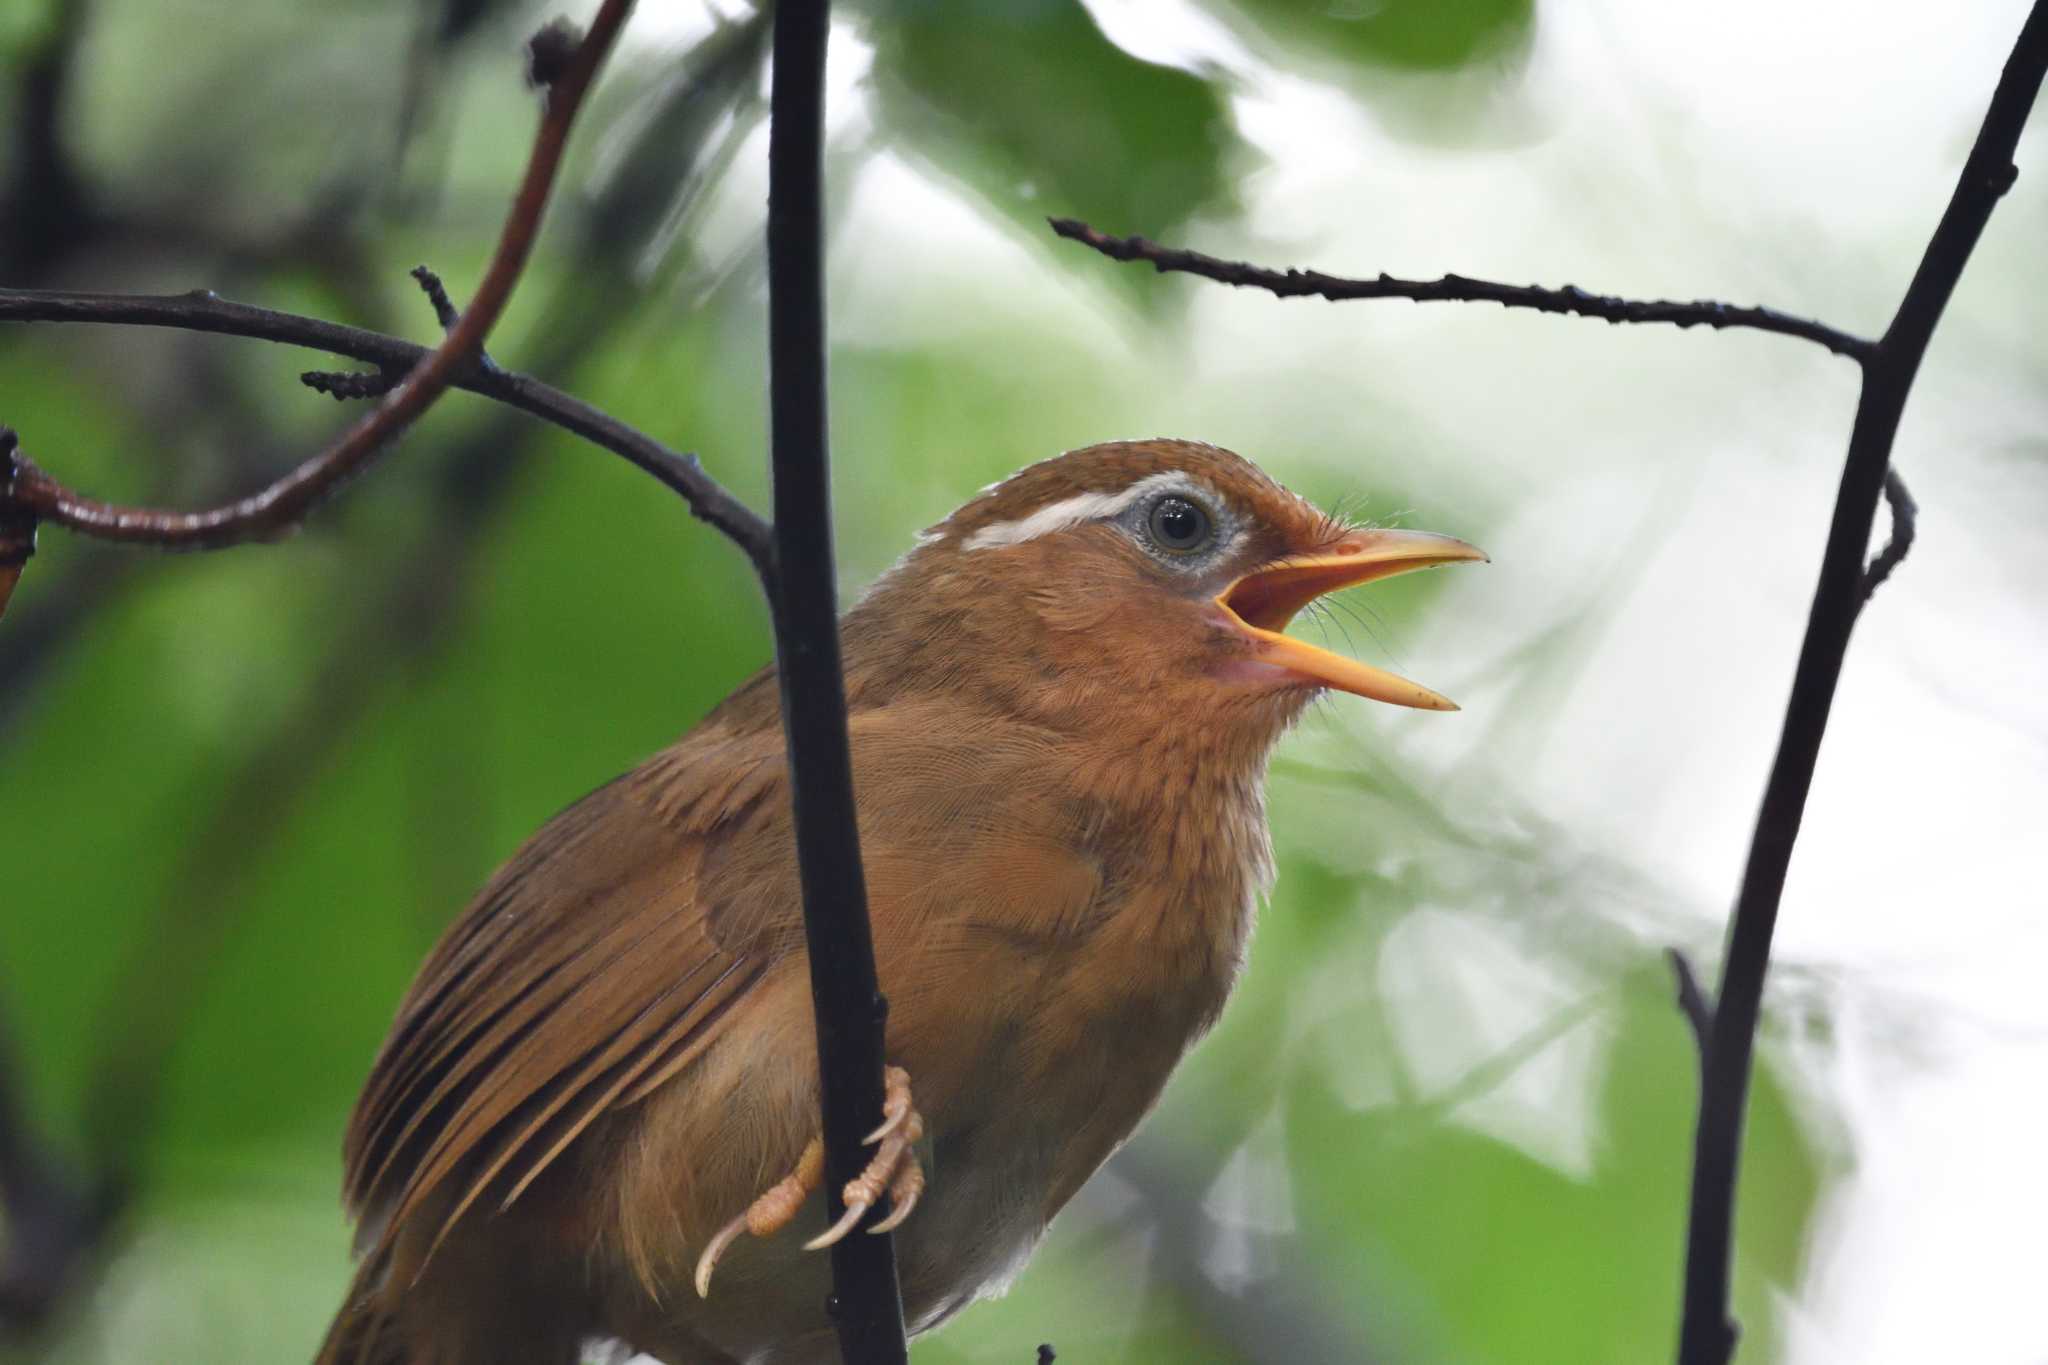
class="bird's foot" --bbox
[806,1064,924,1250]
[692,1066,925,1297]
[695,1136,823,1297]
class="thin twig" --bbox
[0,284,772,583]
[299,265,503,399]
[301,367,401,401]
[1666,949,1714,1060]
[1048,217,1877,360]
[407,264,503,375]
[1859,466,1919,602]
[410,264,464,333]
[764,2,910,1362]
[0,3,634,552]
[1677,7,2048,1364]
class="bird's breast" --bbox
[885,764,1274,1311]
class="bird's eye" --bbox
[1146,495,1213,554]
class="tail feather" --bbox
[315,1250,402,1365]
[314,1226,587,1365]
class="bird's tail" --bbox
[313,1249,404,1365]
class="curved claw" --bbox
[867,1171,923,1235]
[867,1200,915,1236]
[863,1105,909,1146]
[694,1213,749,1298]
[863,1066,914,1144]
[804,1198,871,1252]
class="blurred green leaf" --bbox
[0,0,60,57]
[1229,0,1535,71]
[857,0,1241,237]
[1278,963,1825,1365]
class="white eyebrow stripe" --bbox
[962,471,1211,551]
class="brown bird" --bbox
[318,437,1483,1364]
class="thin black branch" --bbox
[408,264,503,375]
[1859,466,1919,601]
[1678,7,2048,1364]
[410,263,464,333]
[0,1,635,556]
[302,266,506,399]
[764,2,910,1363]
[1049,217,1877,360]
[1666,948,1714,1059]
[0,284,773,588]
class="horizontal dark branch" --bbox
[1050,218,1876,360]
[0,4,634,556]
[0,285,771,570]
[301,267,502,399]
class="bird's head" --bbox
[845,438,1483,747]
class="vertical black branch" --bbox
[1676,6,2048,1362]
[762,3,911,1363]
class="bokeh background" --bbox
[1,0,2042,1361]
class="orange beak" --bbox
[1216,529,1487,711]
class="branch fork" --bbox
[301,266,504,402]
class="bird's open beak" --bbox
[1215,529,1487,711]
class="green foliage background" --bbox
[0,1,1850,1361]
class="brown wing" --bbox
[341,720,794,1268]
